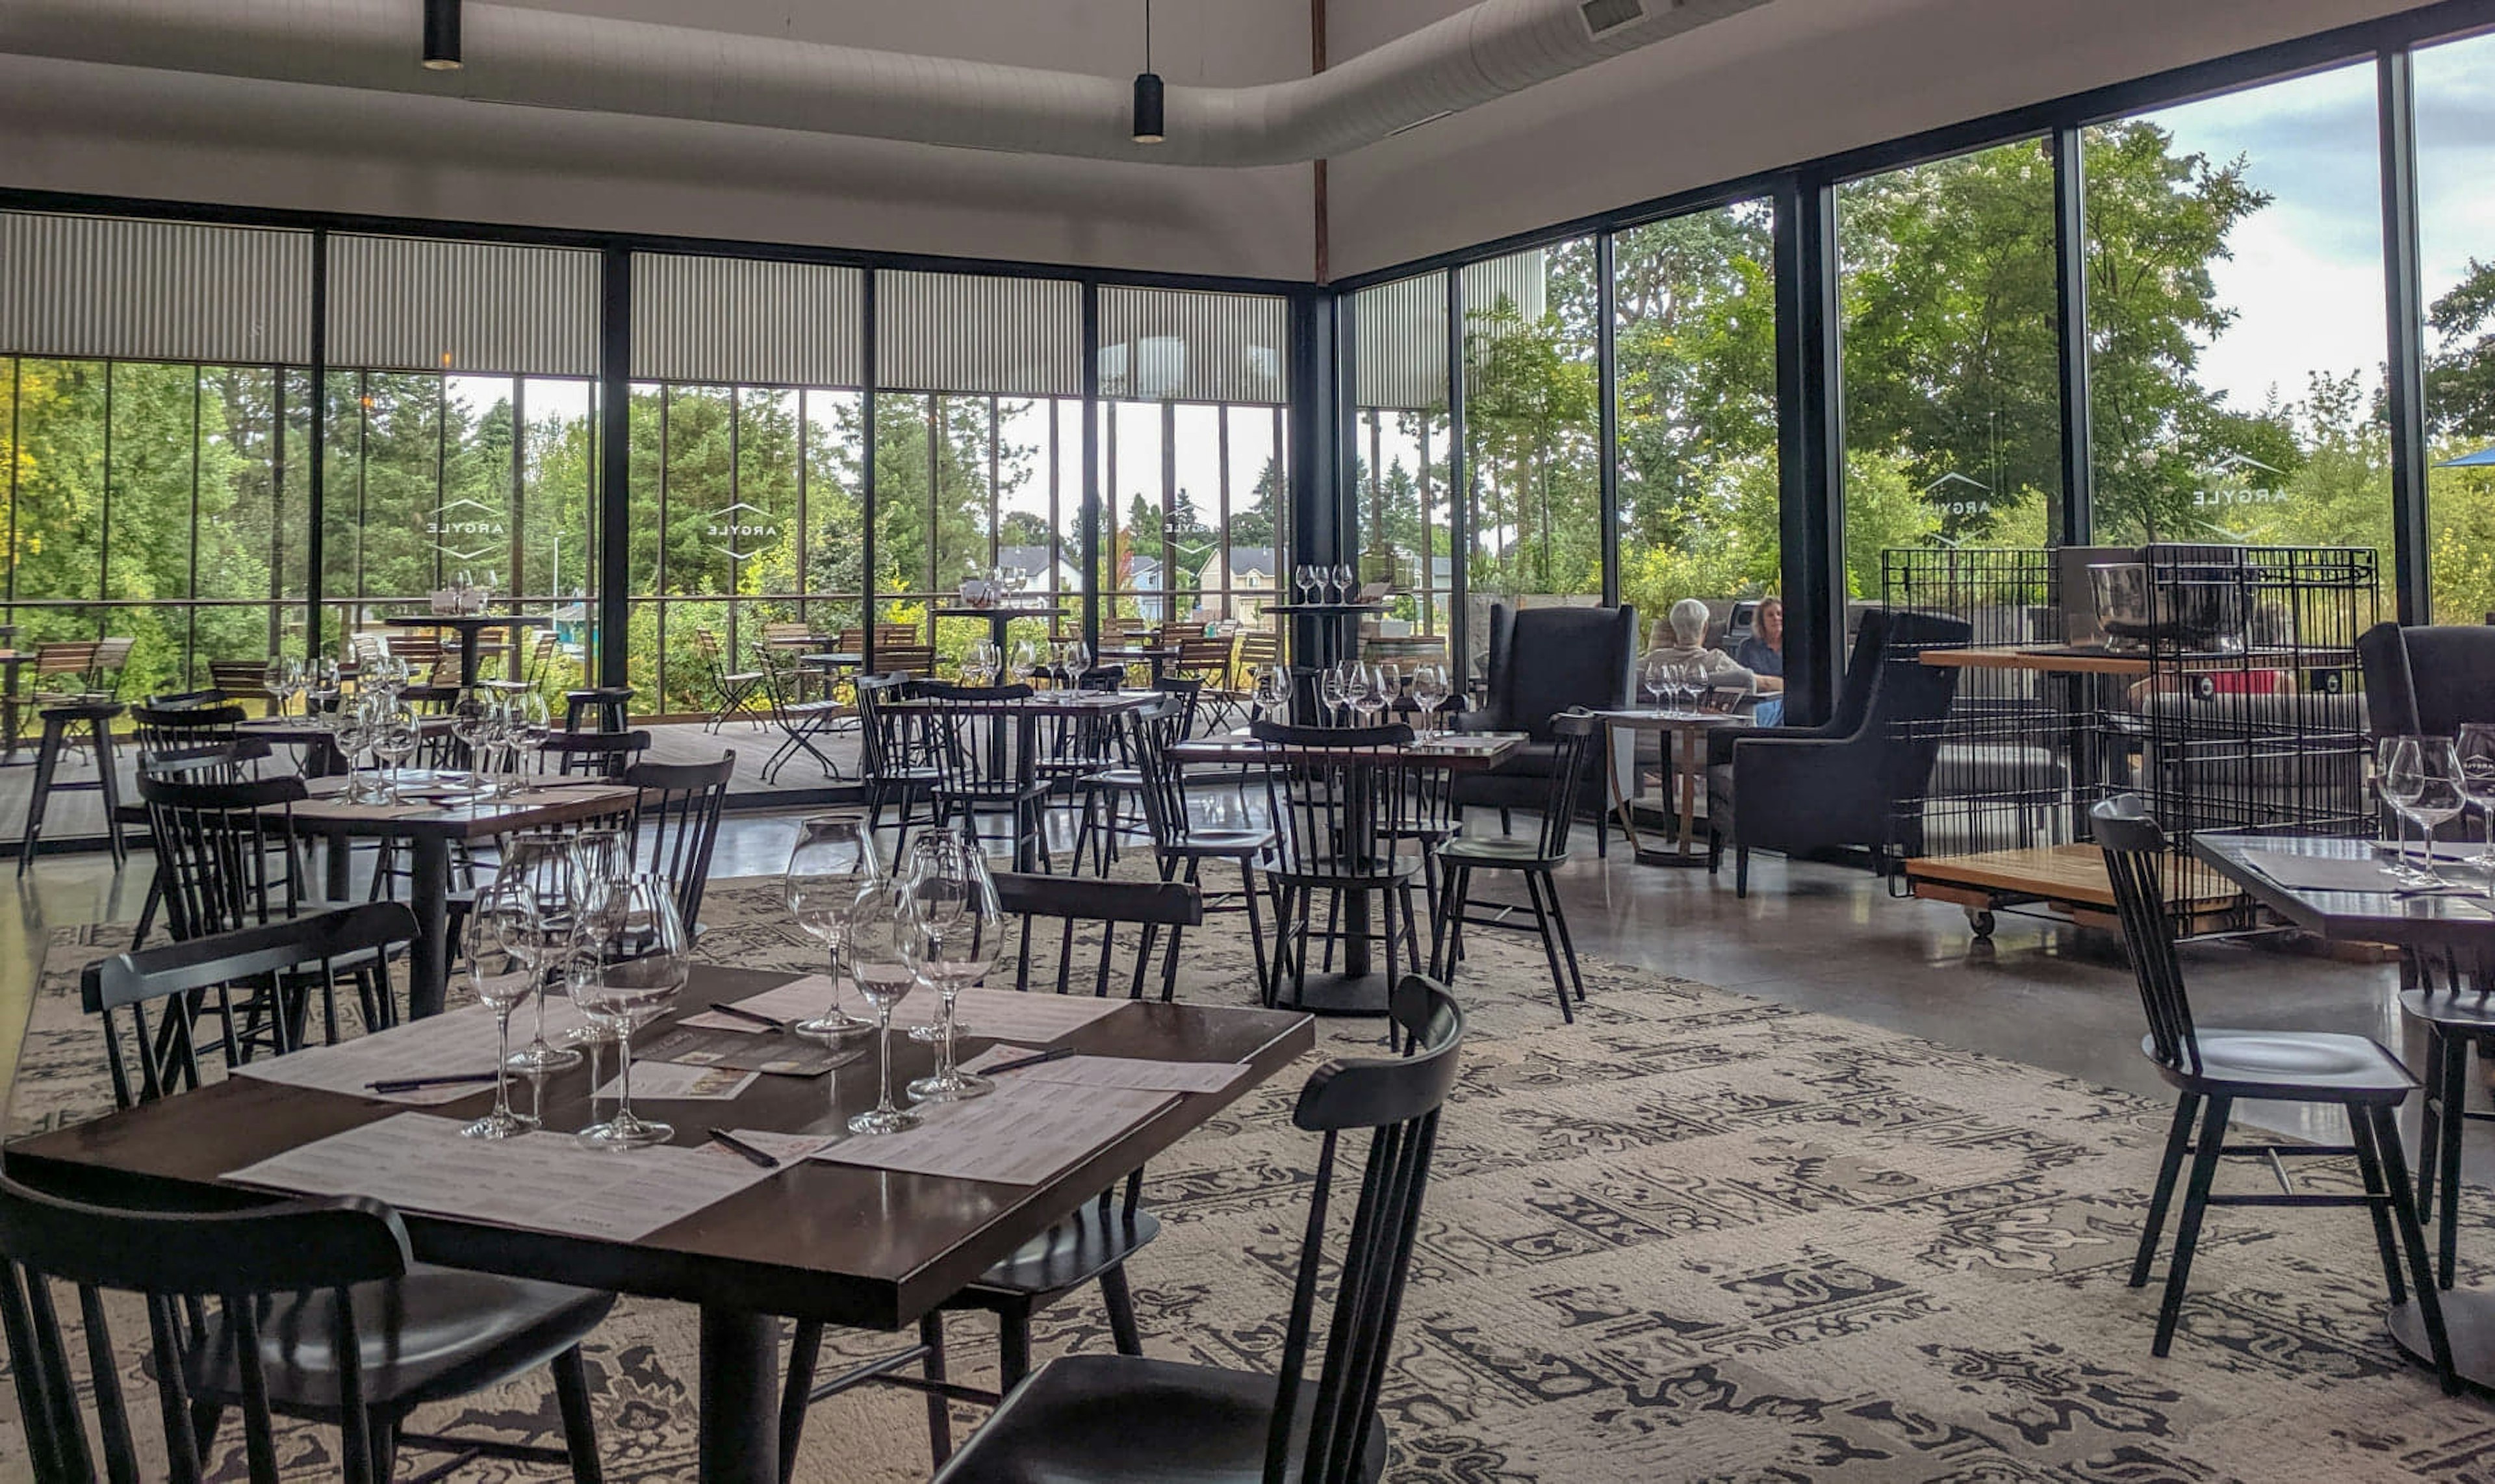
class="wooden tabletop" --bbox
[1169,729,1526,773]
[2193,832,2495,953]
[1590,708,1752,734]
[1259,604,1386,616]
[933,606,1066,619]
[893,690,1162,717]
[4,966,1316,1331]
[285,774,639,841]
[1919,645,2150,676]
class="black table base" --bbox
[2392,1290,2495,1393]
[1272,971,1400,1017]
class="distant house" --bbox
[1196,545,1277,624]
[992,544,1084,600]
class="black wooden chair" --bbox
[917,682,1055,873]
[535,728,652,782]
[1433,711,1598,1022]
[1253,720,1426,1012]
[2394,944,2495,1290]
[1131,698,1277,991]
[2093,794,2454,1387]
[1070,679,1203,873]
[856,673,943,856]
[928,976,1463,1484]
[1450,603,1635,858]
[622,754,734,934]
[12,904,613,1481]
[692,626,765,733]
[778,874,1206,1476]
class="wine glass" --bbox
[461,888,541,1139]
[1640,650,1669,711]
[2380,736,2429,885]
[903,839,1004,1104]
[509,691,552,793]
[905,832,977,1043]
[784,815,880,1042]
[370,704,416,804]
[496,838,586,1072]
[1058,639,1091,687]
[1253,662,1292,721]
[2390,736,2466,890]
[1318,664,1350,727]
[1009,639,1041,687]
[964,640,1003,687]
[843,876,926,1136]
[1410,663,1448,736]
[1332,563,1357,604]
[2457,723,2495,876]
[452,696,494,789]
[1348,663,1388,726]
[573,875,689,1149]
[332,705,373,803]
[1293,565,1317,604]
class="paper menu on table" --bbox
[595,1062,756,1101]
[232,995,593,1105]
[956,1046,1246,1095]
[224,1112,784,1243]
[687,979,1129,1045]
[676,975,851,1032]
[806,1078,1172,1186]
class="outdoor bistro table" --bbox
[2192,830,2495,1390]
[3,966,1316,1484]
[281,774,641,1017]
[384,613,552,690]
[1591,709,1752,867]
[1168,728,1525,1015]
[933,604,1068,654]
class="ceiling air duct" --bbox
[0,0,1769,168]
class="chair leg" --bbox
[92,724,127,868]
[919,1312,953,1467]
[1520,871,1572,1023]
[2417,1028,2448,1228]
[776,1320,825,1484]
[1544,870,1587,1003]
[2153,1094,2232,1357]
[18,721,61,874]
[2441,1036,2471,1290]
[1236,858,1270,993]
[2130,1093,2200,1289]
[2347,1101,2411,1306]
[2371,1105,2461,1394]
[550,1345,604,1484]
[996,1304,1034,1392]
[366,1416,399,1484]
[1735,843,1749,898]
[1099,1264,1144,1356]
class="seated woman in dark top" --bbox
[1734,596,1784,726]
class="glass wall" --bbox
[1461,242,1600,675]
[1352,273,1454,646]
[2086,64,2388,553]
[1612,201,1781,636]
[2417,31,2495,622]
[1839,138,2062,598]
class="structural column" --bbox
[1773,174,1846,727]
[2379,47,2433,626]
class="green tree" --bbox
[2427,257,2495,439]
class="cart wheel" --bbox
[1966,909,1997,940]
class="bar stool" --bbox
[17,701,128,875]
[564,685,633,733]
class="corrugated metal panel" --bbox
[1097,287,1289,405]
[1459,250,1550,368]
[875,272,1081,396]
[328,235,600,376]
[0,212,312,364]
[1352,273,1447,411]
[630,253,862,387]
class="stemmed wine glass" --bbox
[452,696,494,791]
[2456,723,2495,877]
[572,875,689,1149]
[906,833,979,1044]
[1009,639,1041,687]
[1319,663,1350,727]
[1410,663,1449,736]
[843,876,926,1136]
[1348,663,1388,727]
[461,888,541,1140]
[500,838,585,1073]
[903,837,1004,1104]
[2386,736,2467,891]
[2380,736,2429,886]
[1639,650,1670,712]
[1294,566,1319,604]
[331,703,372,803]
[262,657,301,719]
[1332,563,1357,604]
[370,704,416,804]
[784,815,880,1042]
[1056,639,1092,687]
[508,691,552,793]
[1253,663,1292,722]
[963,640,1003,687]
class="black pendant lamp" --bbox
[422,0,462,71]
[1132,1,1164,145]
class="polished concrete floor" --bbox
[1,805,2459,1169]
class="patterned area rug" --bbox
[8,876,2494,1481]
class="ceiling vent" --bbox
[1580,0,1648,38]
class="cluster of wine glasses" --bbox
[2378,726,2495,893]
[961,640,1004,685]
[261,657,307,718]
[784,819,1006,1136]
[463,828,683,1147]
[1318,660,1395,728]
[452,691,554,797]
[326,691,418,805]
[1639,651,1712,716]
[1292,564,1360,606]
[1051,639,1092,685]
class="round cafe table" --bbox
[384,613,551,689]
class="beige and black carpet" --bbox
[8,877,2495,1481]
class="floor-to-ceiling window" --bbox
[2086,64,2387,554]
[1460,243,1600,674]
[1839,139,2063,597]
[1352,273,1454,646]
[1,214,315,697]
[2416,31,2495,622]
[1612,201,1780,635]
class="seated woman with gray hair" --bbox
[1648,598,1760,693]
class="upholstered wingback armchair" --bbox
[1452,603,1637,854]
[2356,622,2495,739]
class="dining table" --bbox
[2192,830,2495,1389]
[1591,708,1752,867]
[934,604,1067,654]
[1168,728,1525,1015]
[2,963,1317,1483]
[283,774,643,1017]
[384,613,552,690]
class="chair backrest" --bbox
[537,727,651,780]
[130,702,246,763]
[2357,621,2495,741]
[2091,794,2200,1077]
[994,870,1203,1003]
[914,684,1043,797]
[1250,719,1416,877]
[136,773,311,941]
[90,637,136,680]
[854,674,923,778]
[625,754,735,928]
[1266,977,1463,1484]
[32,640,99,680]
[206,659,277,703]
[1479,604,1635,742]
[691,626,728,664]
[1526,711,1603,857]
[82,902,417,1107]
[878,644,938,678]
[0,1170,412,1484]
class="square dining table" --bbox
[283,776,643,1017]
[4,964,1316,1483]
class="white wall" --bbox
[0,0,1318,282]
[1324,0,2440,278]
